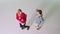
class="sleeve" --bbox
[42,17,44,22]
[23,14,27,21]
[40,18,44,22]
[39,17,44,27]
[22,13,27,20]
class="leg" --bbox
[19,23,24,30]
[35,23,39,30]
[36,25,41,30]
[22,24,26,29]
[19,23,23,27]
[24,25,30,30]
[22,23,30,30]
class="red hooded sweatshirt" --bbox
[16,12,27,24]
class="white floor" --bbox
[0,0,60,34]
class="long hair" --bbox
[17,9,22,14]
[18,9,22,12]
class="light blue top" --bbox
[36,17,44,24]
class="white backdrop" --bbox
[0,0,60,34]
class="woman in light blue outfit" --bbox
[35,9,44,30]
[36,17,44,25]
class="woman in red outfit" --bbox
[16,9,30,30]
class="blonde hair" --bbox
[17,9,22,14]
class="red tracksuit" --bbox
[16,12,27,24]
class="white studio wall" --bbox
[0,0,60,34]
